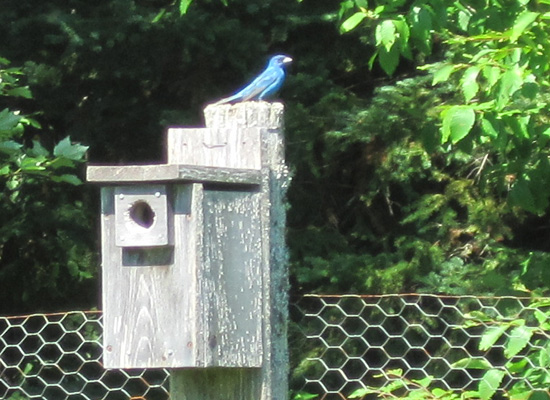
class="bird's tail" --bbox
[213,94,239,105]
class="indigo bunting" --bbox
[215,55,292,104]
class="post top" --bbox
[86,101,284,185]
[203,101,284,130]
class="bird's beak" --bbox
[282,56,293,64]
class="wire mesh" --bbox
[290,294,550,400]
[1,295,549,399]
[0,311,169,400]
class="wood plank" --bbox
[101,184,200,368]
[167,127,261,169]
[177,165,261,185]
[203,101,284,130]
[87,164,261,185]
[170,369,262,400]
[198,188,263,367]
[88,164,179,182]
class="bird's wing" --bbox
[215,65,282,104]
[258,77,285,100]
[237,66,282,101]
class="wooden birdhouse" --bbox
[87,102,289,400]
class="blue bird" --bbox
[215,55,292,104]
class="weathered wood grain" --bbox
[167,127,262,169]
[101,184,199,368]
[169,102,289,400]
[198,188,263,367]
[170,368,262,400]
[203,101,284,130]
[87,164,261,185]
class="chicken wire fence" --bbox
[290,294,550,400]
[0,311,169,400]
[1,295,549,399]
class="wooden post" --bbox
[86,102,289,400]
[169,102,289,400]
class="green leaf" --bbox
[465,310,492,321]
[293,392,319,400]
[51,174,83,185]
[0,165,10,176]
[461,66,481,102]
[441,106,475,144]
[452,358,492,369]
[481,118,498,139]
[29,140,50,158]
[538,343,550,367]
[505,358,528,373]
[508,115,531,139]
[49,157,76,169]
[505,325,534,358]
[20,156,46,172]
[458,10,471,31]
[5,86,32,99]
[0,108,22,132]
[432,64,455,85]
[534,309,548,325]
[22,362,33,374]
[349,388,378,398]
[531,299,550,308]
[479,325,508,351]
[410,6,432,54]
[378,44,400,76]
[152,8,167,23]
[382,379,405,393]
[386,368,404,376]
[7,175,21,190]
[482,66,501,89]
[0,140,23,154]
[393,18,410,46]
[53,136,88,161]
[412,375,433,387]
[179,0,194,15]
[431,388,450,397]
[509,178,537,213]
[497,67,523,109]
[341,12,367,33]
[338,0,355,20]
[478,370,505,400]
[509,178,538,213]
[376,20,396,52]
[510,11,539,42]
[529,391,550,400]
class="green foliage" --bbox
[6,392,29,400]
[0,0,303,312]
[339,0,550,214]
[347,300,550,400]
[457,300,550,399]
[348,369,463,400]
[1,0,550,314]
[0,58,95,314]
[289,74,548,296]
[292,391,318,400]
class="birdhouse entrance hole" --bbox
[129,201,155,229]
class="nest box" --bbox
[87,103,288,376]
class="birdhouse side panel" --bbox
[100,186,199,368]
[199,187,263,367]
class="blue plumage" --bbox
[215,55,292,104]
